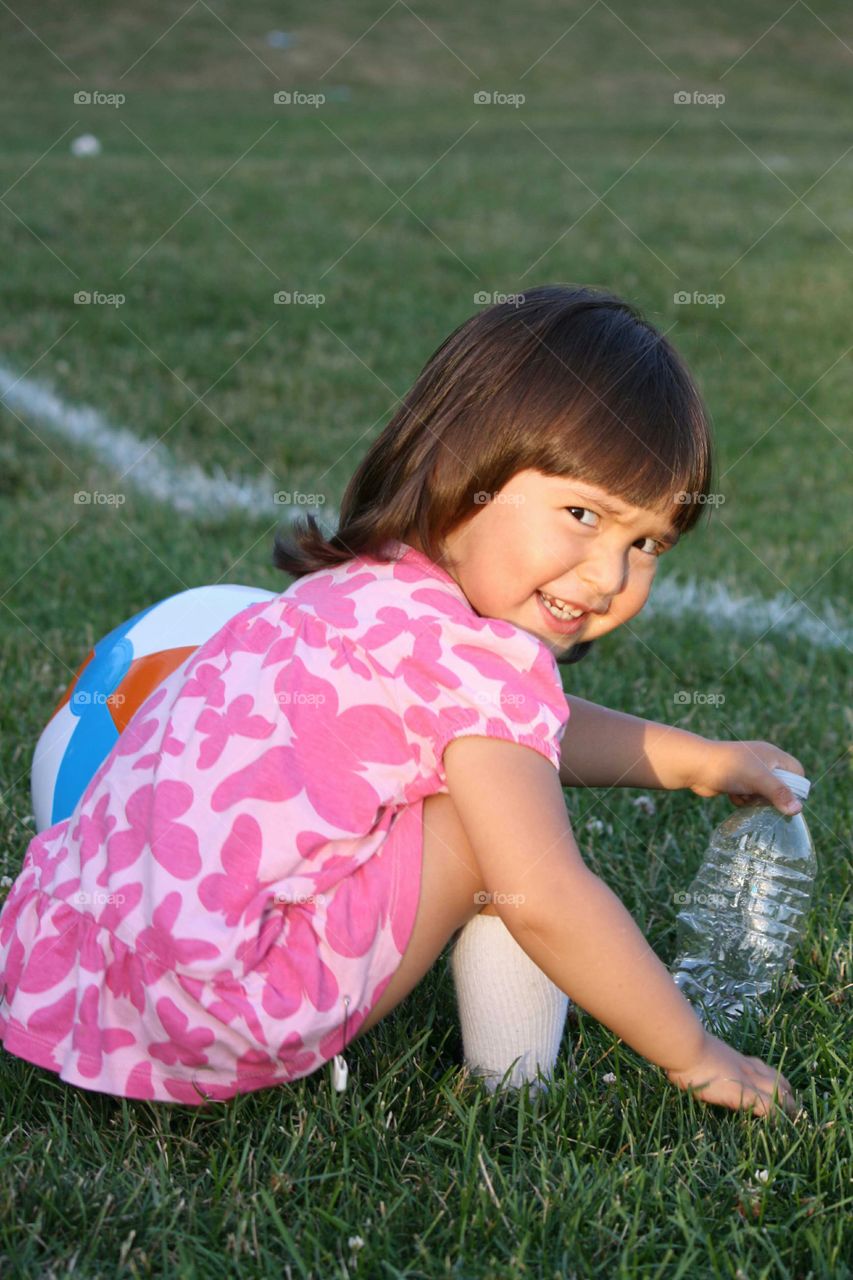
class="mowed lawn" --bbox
[0,2,850,1276]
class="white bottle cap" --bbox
[772,766,811,801]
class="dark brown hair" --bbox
[272,284,714,664]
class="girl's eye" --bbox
[566,506,597,528]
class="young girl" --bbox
[0,285,802,1116]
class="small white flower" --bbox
[755,1169,769,1184]
[585,818,605,833]
[348,1235,365,1252]
[0,876,13,888]
[602,1071,617,1084]
[632,795,657,815]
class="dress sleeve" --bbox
[394,613,572,786]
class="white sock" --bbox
[448,913,570,1096]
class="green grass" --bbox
[0,1,851,1275]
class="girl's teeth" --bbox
[539,591,584,619]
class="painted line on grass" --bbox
[0,361,339,530]
[1,362,848,648]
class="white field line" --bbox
[0,362,339,530]
[1,363,848,648]
[642,575,851,650]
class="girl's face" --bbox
[422,469,682,657]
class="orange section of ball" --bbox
[107,647,199,733]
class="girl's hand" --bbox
[666,1030,799,1118]
[684,739,806,815]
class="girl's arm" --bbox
[559,696,805,814]
[445,735,798,1115]
[559,694,705,790]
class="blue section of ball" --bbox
[49,600,161,825]
[52,714,118,827]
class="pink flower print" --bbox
[1,934,27,1005]
[290,571,375,629]
[325,849,396,959]
[234,1048,278,1088]
[410,585,518,640]
[135,892,221,973]
[97,784,155,887]
[97,878,143,933]
[327,632,374,681]
[267,655,409,831]
[210,744,304,815]
[149,996,214,1067]
[72,984,137,1078]
[396,626,463,704]
[73,794,117,870]
[78,917,106,974]
[195,693,276,771]
[296,829,333,860]
[26,987,76,1055]
[0,875,38,946]
[125,1060,156,1100]
[450,642,551,726]
[197,813,271,928]
[164,1075,238,1105]
[360,605,419,653]
[275,1033,316,1077]
[261,908,339,1016]
[19,909,79,993]
[104,936,147,1014]
[403,701,481,756]
[104,780,201,883]
[260,628,298,671]
[199,607,280,662]
[203,975,268,1045]
[133,725,185,772]
[27,836,71,890]
[180,661,227,708]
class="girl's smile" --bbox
[410,469,681,657]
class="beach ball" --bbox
[31,583,277,833]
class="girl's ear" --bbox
[558,641,594,665]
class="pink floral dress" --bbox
[0,541,570,1105]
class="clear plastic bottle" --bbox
[670,767,816,1030]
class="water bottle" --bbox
[670,767,816,1030]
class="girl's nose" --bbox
[576,548,628,601]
